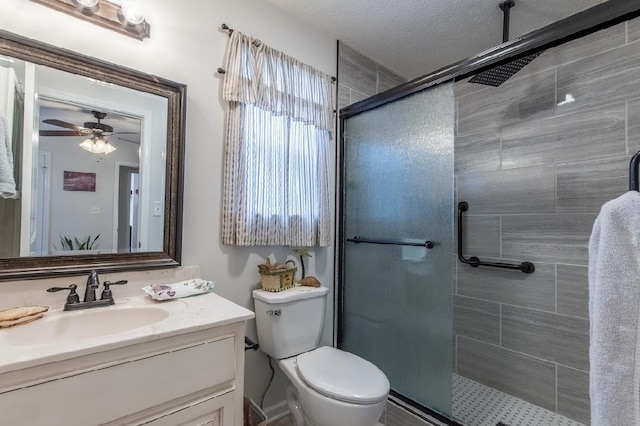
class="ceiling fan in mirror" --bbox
[40,110,138,156]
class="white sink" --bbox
[4,306,170,346]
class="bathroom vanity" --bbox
[0,292,254,425]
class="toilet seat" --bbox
[295,346,390,404]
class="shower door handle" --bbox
[346,236,434,249]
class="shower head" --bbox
[469,0,543,87]
[468,51,543,87]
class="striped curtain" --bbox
[221,31,333,246]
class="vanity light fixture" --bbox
[75,0,99,8]
[120,1,145,25]
[80,135,117,155]
[33,0,150,40]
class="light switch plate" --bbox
[153,201,162,216]
[89,206,100,215]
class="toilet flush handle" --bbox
[267,309,282,316]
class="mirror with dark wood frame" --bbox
[0,30,185,281]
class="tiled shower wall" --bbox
[337,42,407,111]
[454,18,640,425]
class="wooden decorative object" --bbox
[32,0,151,41]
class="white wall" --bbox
[0,0,337,414]
[36,64,168,252]
[39,136,139,252]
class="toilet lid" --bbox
[296,347,390,404]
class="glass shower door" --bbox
[340,82,455,416]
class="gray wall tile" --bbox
[510,22,626,82]
[338,43,377,97]
[458,167,556,214]
[557,264,589,318]
[457,215,500,259]
[455,78,491,99]
[557,366,591,425]
[378,65,407,93]
[629,17,640,44]
[457,337,557,411]
[457,261,556,311]
[457,69,556,136]
[557,156,629,213]
[501,214,597,265]
[557,42,640,112]
[501,103,626,169]
[502,305,589,370]
[338,83,351,111]
[454,295,500,345]
[626,99,640,154]
[449,17,639,423]
[454,130,501,174]
[351,89,370,104]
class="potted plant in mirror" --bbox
[52,234,101,255]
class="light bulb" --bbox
[121,2,145,25]
[103,142,117,154]
[80,137,116,155]
[76,0,99,8]
[79,138,96,153]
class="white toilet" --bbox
[253,286,390,426]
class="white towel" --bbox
[0,114,16,199]
[589,190,640,426]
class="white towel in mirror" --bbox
[0,114,16,199]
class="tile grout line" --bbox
[499,215,503,258]
[555,363,559,413]
[626,21,629,45]
[499,130,503,170]
[555,263,558,313]
[454,294,588,321]
[459,335,591,374]
[456,145,632,178]
[499,303,502,347]
[555,164,558,213]
[554,66,558,112]
[626,100,629,155]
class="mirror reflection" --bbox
[0,55,168,258]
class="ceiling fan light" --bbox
[103,142,117,154]
[79,137,116,155]
[79,138,96,152]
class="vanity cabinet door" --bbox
[0,336,236,426]
[143,391,235,426]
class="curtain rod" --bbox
[219,23,337,83]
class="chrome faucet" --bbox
[47,270,128,311]
[84,270,100,303]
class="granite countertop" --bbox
[0,292,254,375]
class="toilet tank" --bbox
[252,286,329,359]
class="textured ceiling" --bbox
[266,0,608,79]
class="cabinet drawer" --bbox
[0,336,236,426]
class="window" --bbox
[221,31,333,246]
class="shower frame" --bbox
[336,0,640,424]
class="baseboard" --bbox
[264,400,289,423]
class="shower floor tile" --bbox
[452,374,585,426]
